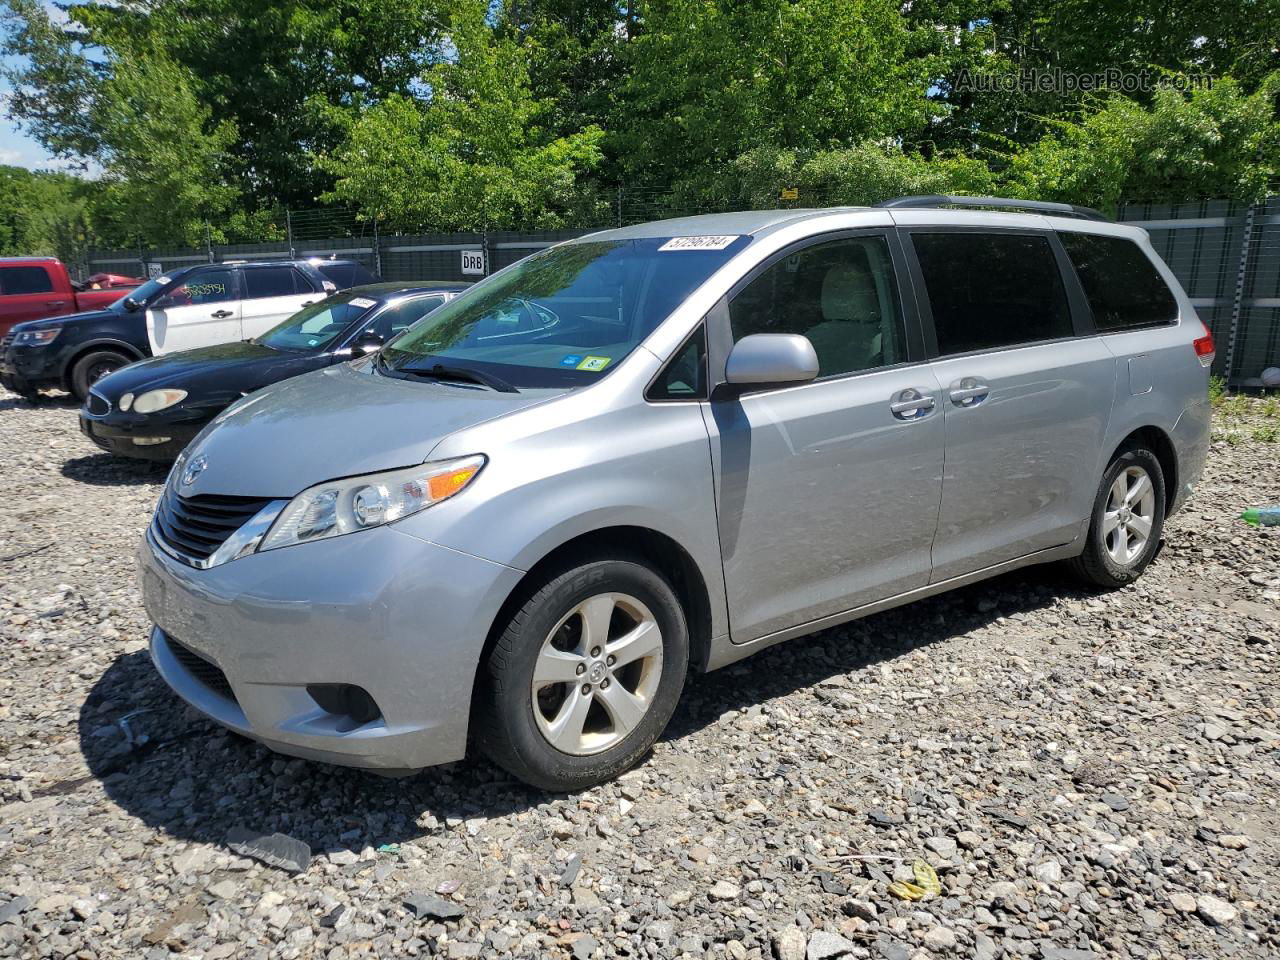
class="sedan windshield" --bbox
[379,236,748,388]
[255,294,378,351]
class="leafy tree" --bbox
[614,0,930,187]
[0,165,90,258]
[1002,73,1280,212]
[322,0,604,230]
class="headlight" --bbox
[132,388,187,413]
[15,328,61,346]
[119,392,134,411]
[258,455,485,553]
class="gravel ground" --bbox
[0,387,1278,960]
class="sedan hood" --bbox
[95,341,308,400]
[180,361,566,498]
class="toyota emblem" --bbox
[180,455,208,486]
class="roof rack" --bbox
[876,195,1109,222]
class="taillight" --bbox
[1193,322,1215,368]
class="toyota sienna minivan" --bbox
[138,197,1212,790]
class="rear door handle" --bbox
[948,377,990,407]
[889,388,936,420]
[211,309,234,319]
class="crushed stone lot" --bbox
[1,387,1278,960]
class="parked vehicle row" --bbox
[0,258,376,399]
[118,197,1211,791]
[0,257,142,335]
[80,282,468,459]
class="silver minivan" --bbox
[137,197,1213,790]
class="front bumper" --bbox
[1,343,62,391]
[138,523,524,771]
[80,413,201,461]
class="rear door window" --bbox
[1059,232,1178,330]
[370,296,447,340]
[911,232,1073,355]
[0,265,55,295]
[244,266,308,299]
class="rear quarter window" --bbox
[1059,232,1178,330]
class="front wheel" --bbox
[1068,444,1166,588]
[475,553,689,791]
[70,349,130,400]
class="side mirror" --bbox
[723,334,819,389]
[122,297,142,312]
[351,330,385,356]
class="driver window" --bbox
[728,235,905,378]
[155,269,235,308]
[371,296,446,340]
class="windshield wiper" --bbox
[400,362,518,393]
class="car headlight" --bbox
[258,455,486,553]
[132,388,187,413]
[15,328,61,346]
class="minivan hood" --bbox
[179,361,565,498]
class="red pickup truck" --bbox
[0,258,142,337]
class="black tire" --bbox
[70,350,130,401]
[1068,443,1166,588]
[475,552,689,791]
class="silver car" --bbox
[137,197,1213,790]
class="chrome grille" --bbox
[86,390,110,415]
[154,487,275,563]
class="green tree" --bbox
[1002,73,1280,211]
[322,0,604,230]
[614,0,930,188]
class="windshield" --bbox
[379,236,749,388]
[255,293,379,351]
[108,273,183,311]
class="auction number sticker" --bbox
[349,297,377,308]
[188,282,226,297]
[658,235,740,251]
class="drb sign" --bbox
[461,249,486,276]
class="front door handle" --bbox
[889,388,936,420]
[948,377,990,407]
[211,309,234,319]
[46,300,67,308]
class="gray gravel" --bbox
[1,387,1278,960]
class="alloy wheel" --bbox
[1102,465,1156,565]
[531,592,663,756]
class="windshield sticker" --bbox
[157,276,171,285]
[576,356,611,372]
[559,354,583,367]
[349,297,377,308]
[658,235,740,251]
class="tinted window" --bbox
[244,266,306,299]
[648,323,707,400]
[1059,232,1178,330]
[0,266,55,295]
[381,236,749,389]
[728,235,906,378]
[155,268,236,307]
[318,261,378,288]
[371,296,447,340]
[912,233,1072,355]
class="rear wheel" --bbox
[70,350,130,400]
[475,553,689,791]
[1069,444,1165,588]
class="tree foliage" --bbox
[1,0,1278,245]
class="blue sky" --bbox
[0,1,86,172]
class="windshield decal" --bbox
[559,354,583,367]
[576,356,612,371]
[349,297,377,308]
[157,276,171,284]
[658,235,740,251]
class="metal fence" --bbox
[84,195,1280,384]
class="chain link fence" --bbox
[84,193,1280,384]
